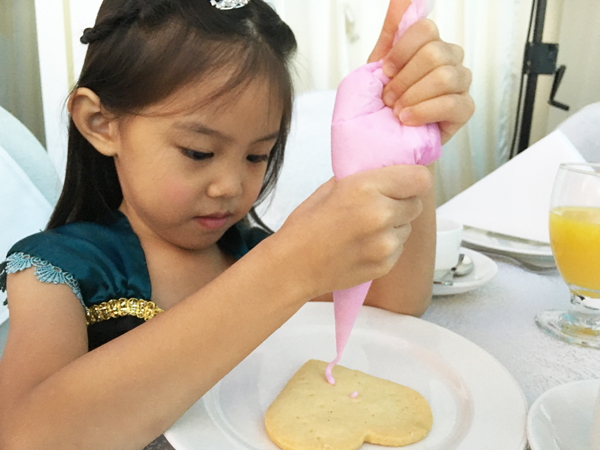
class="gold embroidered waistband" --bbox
[85,298,163,326]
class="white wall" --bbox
[528,0,600,145]
[33,0,102,181]
[545,0,600,134]
[0,0,46,147]
[34,0,71,181]
[69,0,104,80]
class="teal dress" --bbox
[0,210,270,350]
[0,211,269,449]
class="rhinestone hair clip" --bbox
[210,0,250,10]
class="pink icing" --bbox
[327,0,441,385]
[350,391,359,399]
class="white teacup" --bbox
[434,217,463,279]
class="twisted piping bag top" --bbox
[326,0,441,384]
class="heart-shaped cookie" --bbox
[265,360,433,450]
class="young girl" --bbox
[0,0,473,448]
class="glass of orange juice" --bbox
[536,163,600,348]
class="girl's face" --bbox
[112,74,283,251]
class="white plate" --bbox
[528,379,600,450]
[165,303,527,450]
[432,248,498,296]
[462,227,553,257]
[461,227,555,269]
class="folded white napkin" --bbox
[0,144,54,323]
[437,130,585,244]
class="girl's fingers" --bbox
[438,120,470,146]
[374,17,474,145]
[393,198,424,227]
[385,223,412,266]
[376,165,432,200]
[383,41,466,107]
[398,94,476,145]
[390,64,473,112]
[368,0,413,63]
[398,93,475,126]
[380,19,441,78]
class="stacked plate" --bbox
[461,226,555,270]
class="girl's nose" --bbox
[206,168,244,199]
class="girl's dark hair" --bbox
[47,0,297,231]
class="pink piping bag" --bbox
[326,0,441,384]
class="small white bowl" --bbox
[527,379,600,450]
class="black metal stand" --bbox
[516,0,569,155]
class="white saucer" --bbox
[527,379,600,450]
[432,248,498,296]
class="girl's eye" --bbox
[182,149,213,161]
[247,154,269,164]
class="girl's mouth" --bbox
[196,213,232,230]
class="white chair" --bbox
[257,90,337,230]
[0,109,59,329]
[556,102,600,163]
[0,143,55,324]
[0,106,62,205]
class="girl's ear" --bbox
[68,88,121,157]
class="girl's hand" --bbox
[274,165,432,298]
[369,2,475,145]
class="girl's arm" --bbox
[0,164,430,450]
[0,247,306,450]
[312,165,435,316]
[364,164,435,316]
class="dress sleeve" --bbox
[0,252,83,305]
[0,217,151,308]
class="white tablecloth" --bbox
[422,255,600,408]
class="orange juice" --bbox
[549,206,600,297]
